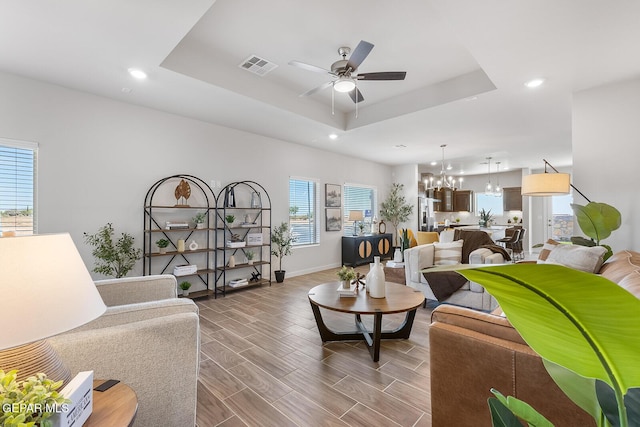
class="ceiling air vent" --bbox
[239,55,278,76]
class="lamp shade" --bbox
[348,211,364,221]
[0,233,106,350]
[521,173,571,196]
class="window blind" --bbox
[289,178,319,245]
[0,139,37,235]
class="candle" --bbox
[177,239,185,252]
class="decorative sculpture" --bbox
[174,179,191,206]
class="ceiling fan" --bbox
[289,40,406,103]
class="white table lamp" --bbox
[0,233,106,384]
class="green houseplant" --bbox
[270,222,297,283]
[245,250,255,265]
[571,202,622,261]
[336,265,356,289]
[192,212,207,229]
[380,183,413,247]
[0,370,70,427]
[155,238,169,254]
[84,223,141,278]
[179,280,192,296]
[225,214,235,225]
[478,208,494,228]
[452,264,640,427]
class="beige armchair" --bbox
[49,275,200,427]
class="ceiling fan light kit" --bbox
[289,40,407,106]
[333,76,356,93]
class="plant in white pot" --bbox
[179,280,192,296]
[270,222,297,283]
[156,238,169,254]
[245,250,255,265]
[192,212,207,229]
[380,182,413,247]
[336,265,356,289]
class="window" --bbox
[289,178,319,245]
[0,138,37,236]
[476,193,503,216]
[343,184,377,236]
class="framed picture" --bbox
[325,208,342,231]
[325,184,341,207]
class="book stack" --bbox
[227,241,246,248]
[165,221,189,230]
[173,264,198,276]
[336,283,358,298]
[229,278,249,288]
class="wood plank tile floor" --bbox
[195,266,433,427]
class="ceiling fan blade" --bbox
[346,40,374,72]
[300,80,334,97]
[348,87,364,103]
[357,71,407,81]
[288,60,334,75]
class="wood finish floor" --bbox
[195,267,433,427]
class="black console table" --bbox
[341,234,393,266]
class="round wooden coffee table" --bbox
[308,281,424,361]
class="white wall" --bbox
[573,76,640,252]
[0,71,393,278]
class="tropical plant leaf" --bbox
[459,264,640,395]
[543,359,602,420]
[490,389,554,427]
[571,202,621,244]
[596,381,640,427]
[488,397,525,427]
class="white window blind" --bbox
[289,178,319,246]
[0,139,37,235]
[343,184,376,236]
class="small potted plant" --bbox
[0,370,70,427]
[179,281,192,296]
[156,238,170,254]
[478,209,494,228]
[193,212,207,229]
[337,265,356,289]
[512,215,519,224]
[245,250,255,265]
[225,214,236,227]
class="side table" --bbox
[85,380,138,427]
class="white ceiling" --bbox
[2,0,640,176]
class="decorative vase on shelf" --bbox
[177,239,185,253]
[251,191,261,209]
[228,255,236,268]
[368,256,386,298]
[393,248,403,263]
[189,240,198,251]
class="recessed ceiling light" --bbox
[121,87,132,94]
[128,68,147,80]
[430,161,437,166]
[446,164,452,171]
[525,78,545,88]
[328,133,338,140]
[394,144,406,149]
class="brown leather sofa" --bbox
[429,250,640,426]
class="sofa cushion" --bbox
[537,239,560,263]
[599,250,640,282]
[617,270,640,298]
[434,240,463,265]
[545,244,607,273]
[409,243,435,283]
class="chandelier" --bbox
[484,157,503,196]
[426,144,460,190]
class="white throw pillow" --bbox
[439,229,455,243]
[434,240,463,265]
[545,244,607,273]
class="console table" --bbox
[341,233,392,266]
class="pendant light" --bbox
[494,161,503,197]
[484,157,494,194]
